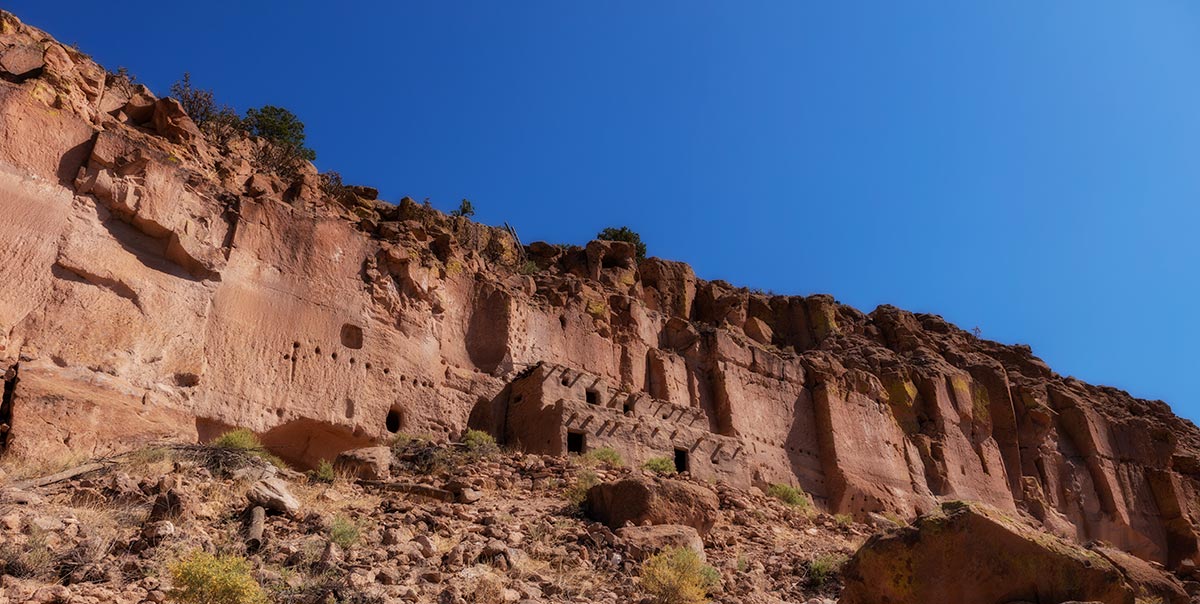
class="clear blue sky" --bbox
[10,2,1199,420]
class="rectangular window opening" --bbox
[674,447,690,474]
[567,431,586,454]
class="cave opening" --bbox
[386,407,403,433]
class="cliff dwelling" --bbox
[500,363,751,487]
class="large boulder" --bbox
[585,477,719,535]
[0,45,44,80]
[840,501,1138,604]
[334,446,391,481]
[246,477,300,517]
[152,97,203,144]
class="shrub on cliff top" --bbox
[640,546,720,604]
[168,550,268,604]
[597,226,647,261]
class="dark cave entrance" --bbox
[674,447,690,474]
[1,364,18,454]
[567,430,586,454]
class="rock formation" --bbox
[2,7,1200,577]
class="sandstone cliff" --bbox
[2,9,1198,571]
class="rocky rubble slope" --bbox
[2,6,1200,580]
[0,439,860,604]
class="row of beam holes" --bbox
[282,343,389,375]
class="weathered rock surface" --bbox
[586,477,720,535]
[616,524,706,561]
[840,501,1184,604]
[1,7,1199,577]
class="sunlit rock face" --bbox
[2,7,1200,570]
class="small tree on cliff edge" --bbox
[597,226,647,261]
[451,199,476,218]
[243,105,316,177]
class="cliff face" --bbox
[2,9,1199,569]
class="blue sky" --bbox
[10,2,1199,420]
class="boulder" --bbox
[152,97,203,144]
[840,501,1137,604]
[585,477,719,535]
[246,477,300,516]
[0,45,43,80]
[616,524,705,562]
[334,446,391,481]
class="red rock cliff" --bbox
[2,9,1198,569]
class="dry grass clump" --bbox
[168,550,269,604]
[640,546,720,604]
[0,522,54,580]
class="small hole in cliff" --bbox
[293,342,300,348]
[559,316,567,329]
[350,358,356,365]
[341,324,364,349]
[383,368,390,375]
[561,375,570,387]
[315,347,322,355]
[585,390,600,405]
[173,373,200,388]
[386,408,403,433]
[283,354,290,360]
[365,362,372,370]
[345,399,355,419]
[331,352,338,360]
[276,409,284,418]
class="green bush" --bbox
[518,259,539,275]
[329,515,360,549]
[461,429,499,456]
[212,428,262,451]
[168,550,268,604]
[582,447,623,467]
[643,456,677,475]
[766,483,811,510]
[596,226,647,261]
[311,459,336,484]
[210,428,284,468]
[640,546,719,604]
[564,469,599,510]
[806,552,848,587]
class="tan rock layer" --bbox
[1,8,1198,571]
